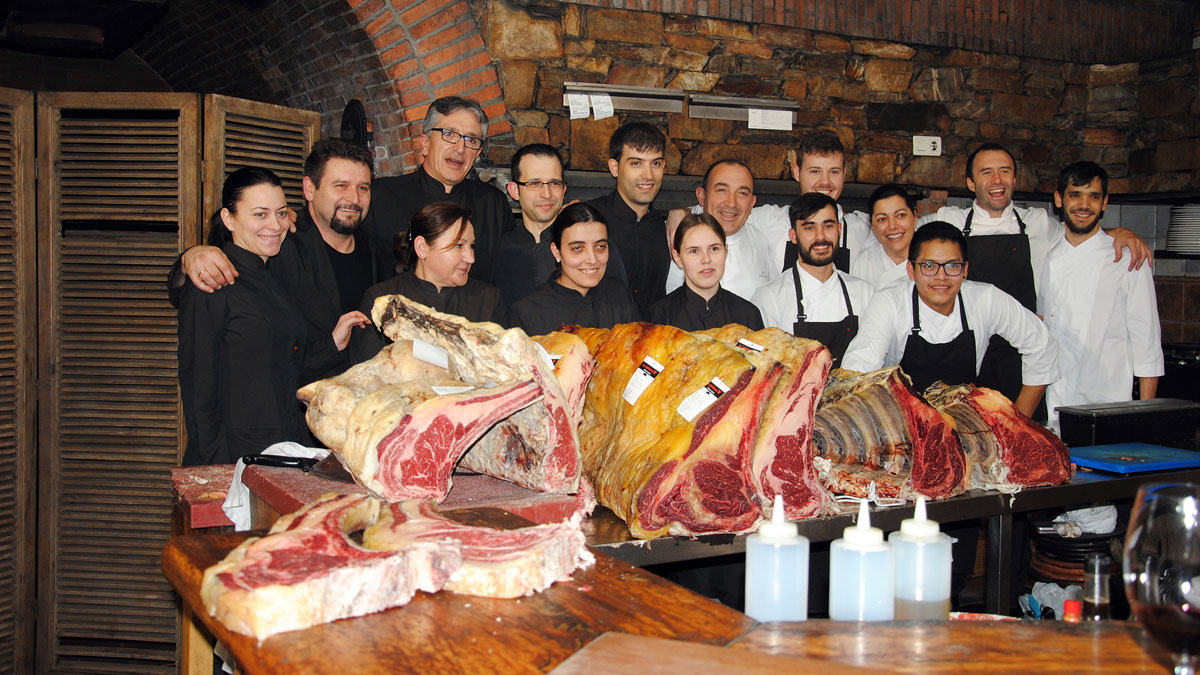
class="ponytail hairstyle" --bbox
[395,201,473,273]
[672,212,725,253]
[208,167,284,246]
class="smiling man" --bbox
[752,193,874,364]
[1038,161,1163,423]
[664,159,776,300]
[363,96,515,283]
[843,222,1059,418]
[586,122,670,313]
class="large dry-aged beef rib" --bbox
[924,382,1070,489]
[363,499,594,598]
[698,325,836,519]
[299,339,542,501]
[201,493,461,642]
[812,367,968,500]
[565,322,780,538]
[374,295,584,495]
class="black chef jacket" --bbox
[349,271,507,363]
[363,166,515,283]
[178,243,310,466]
[507,277,640,337]
[585,190,669,314]
[646,285,764,332]
[493,222,631,307]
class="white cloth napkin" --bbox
[1052,505,1117,537]
[221,442,329,531]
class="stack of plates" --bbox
[1029,521,1118,583]
[1166,204,1200,254]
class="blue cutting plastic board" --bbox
[1070,442,1200,474]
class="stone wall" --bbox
[478,0,1200,194]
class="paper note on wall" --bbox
[590,94,615,120]
[567,93,591,120]
[747,108,793,130]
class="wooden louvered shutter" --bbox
[0,86,36,674]
[36,92,200,673]
[201,94,320,241]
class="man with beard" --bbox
[493,143,627,305]
[843,222,1059,417]
[752,193,874,365]
[363,96,514,283]
[919,143,1150,413]
[586,122,670,313]
[170,138,379,382]
[664,159,776,300]
[1039,161,1162,423]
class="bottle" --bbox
[889,496,952,620]
[1083,553,1112,621]
[1063,586,1083,623]
[829,499,894,621]
[744,494,810,622]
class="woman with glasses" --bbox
[841,222,1059,418]
[507,203,639,336]
[351,202,506,360]
[647,213,763,331]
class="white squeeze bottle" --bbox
[744,494,809,622]
[828,499,894,621]
[890,496,952,620]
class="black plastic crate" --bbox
[1057,398,1200,447]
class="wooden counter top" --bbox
[162,530,754,673]
[728,620,1172,673]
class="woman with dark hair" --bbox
[647,213,763,331]
[351,201,506,359]
[507,202,639,336]
[177,167,311,465]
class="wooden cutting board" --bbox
[162,517,754,674]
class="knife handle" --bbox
[242,454,320,472]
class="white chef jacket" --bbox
[854,243,909,290]
[841,279,1060,385]
[919,202,1062,293]
[1038,230,1164,420]
[751,267,875,334]
[665,216,776,301]
[750,203,875,274]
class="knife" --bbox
[241,454,319,471]
[309,453,356,484]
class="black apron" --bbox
[962,209,1036,405]
[783,213,851,274]
[792,266,858,365]
[899,287,976,393]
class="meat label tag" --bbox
[676,377,730,422]
[412,338,450,370]
[431,385,476,396]
[622,355,665,405]
[533,342,560,369]
[736,338,765,352]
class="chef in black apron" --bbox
[752,193,874,366]
[782,211,851,274]
[898,286,976,392]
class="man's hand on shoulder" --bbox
[665,208,689,248]
[181,246,238,292]
[1107,227,1153,271]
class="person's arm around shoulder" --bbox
[181,245,238,293]
[840,285,902,373]
[1105,227,1153,271]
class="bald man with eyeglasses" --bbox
[841,221,1059,418]
[361,95,516,283]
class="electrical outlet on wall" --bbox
[913,136,942,156]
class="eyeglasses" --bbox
[515,180,567,191]
[429,128,483,150]
[913,260,966,277]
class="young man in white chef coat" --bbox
[1038,161,1163,423]
[752,193,874,365]
[662,159,777,301]
[842,221,1060,418]
[918,143,1150,408]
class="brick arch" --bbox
[131,0,510,175]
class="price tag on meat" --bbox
[412,338,450,370]
[431,385,476,396]
[676,377,730,422]
[622,355,665,405]
[533,342,560,368]
[736,338,764,352]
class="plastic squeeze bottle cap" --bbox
[843,498,884,546]
[758,494,799,540]
[899,496,941,540]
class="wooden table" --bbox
[162,530,754,673]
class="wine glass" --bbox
[1123,482,1200,675]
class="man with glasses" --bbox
[842,221,1058,419]
[493,143,627,305]
[364,96,514,283]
